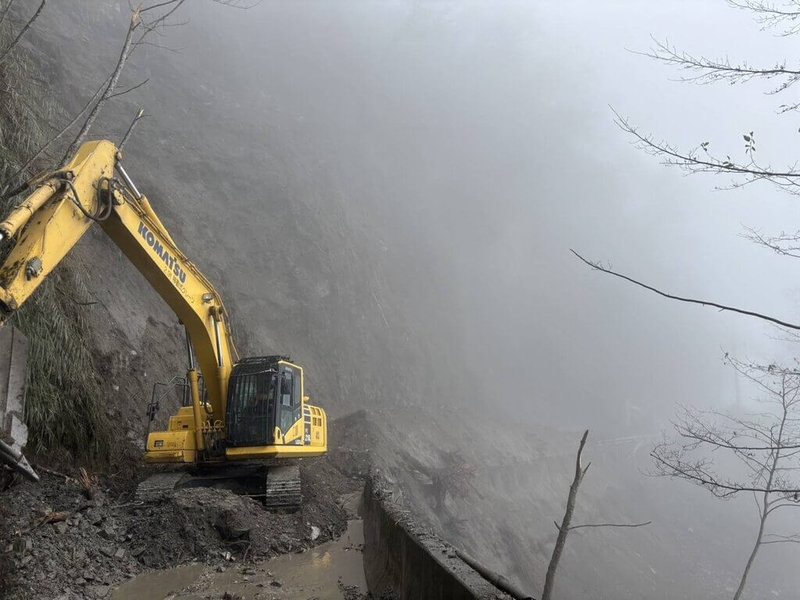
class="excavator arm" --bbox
[0,140,239,459]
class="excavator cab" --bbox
[225,357,279,447]
[140,355,326,508]
[145,352,326,467]
[225,356,306,448]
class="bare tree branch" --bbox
[571,249,800,330]
[60,9,140,165]
[13,0,256,174]
[612,109,800,193]
[0,0,46,65]
[761,533,800,544]
[567,521,652,531]
[650,450,800,496]
[742,226,800,260]
[213,0,263,7]
[542,429,589,600]
[619,7,800,597]
[138,0,182,13]
[0,0,15,28]
[118,108,145,152]
[728,0,800,36]
[652,362,800,600]
[1,75,112,195]
[636,37,800,91]
[106,78,149,101]
[60,0,204,164]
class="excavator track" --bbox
[135,464,303,510]
[135,471,189,501]
[264,464,302,510]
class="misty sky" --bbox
[132,0,800,434]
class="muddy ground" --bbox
[0,415,373,600]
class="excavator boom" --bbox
[0,141,237,419]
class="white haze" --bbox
[168,0,800,431]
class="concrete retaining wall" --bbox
[361,477,513,600]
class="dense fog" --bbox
[149,1,800,431]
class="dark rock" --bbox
[86,509,103,526]
[88,584,109,598]
[12,537,31,554]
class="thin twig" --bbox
[568,521,652,531]
[106,78,149,101]
[118,107,146,152]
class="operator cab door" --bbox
[277,364,302,444]
[225,365,277,447]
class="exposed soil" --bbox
[0,415,370,600]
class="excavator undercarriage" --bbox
[135,463,303,510]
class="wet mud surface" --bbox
[110,519,367,600]
[0,440,366,600]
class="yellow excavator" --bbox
[0,140,327,508]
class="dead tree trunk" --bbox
[733,392,787,600]
[733,502,768,600]
[542,429,589,600]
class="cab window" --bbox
[278,366,302,435]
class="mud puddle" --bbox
[112,520,367,600]
[111,563,206,600]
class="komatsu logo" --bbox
[138,222,187,284]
